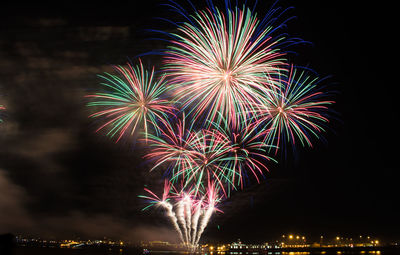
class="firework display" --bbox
[86,0,335,249]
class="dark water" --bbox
[12,247,400,255]
[15,246,139,255]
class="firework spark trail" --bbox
[138,181,185,243]
[176,200,189,244]
[140,180,222,246]
[194,180,222,245]
[191,201,203,245]
[195,204,214,245]
[183,196,192,243]
[162,201,185,244]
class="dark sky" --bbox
[0,0,398,244]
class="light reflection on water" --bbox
[201,251,385,255]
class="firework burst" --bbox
[254,65,335,152]
[185,128,232,196]
[164,5,290,127]
[144,115,232,195]
[144,114,200,179]
[86,60,176,142]
[211,117,277,190]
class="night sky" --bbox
[0,0,398,244]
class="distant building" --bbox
[228,239,266,252]
[230,239,246,250]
